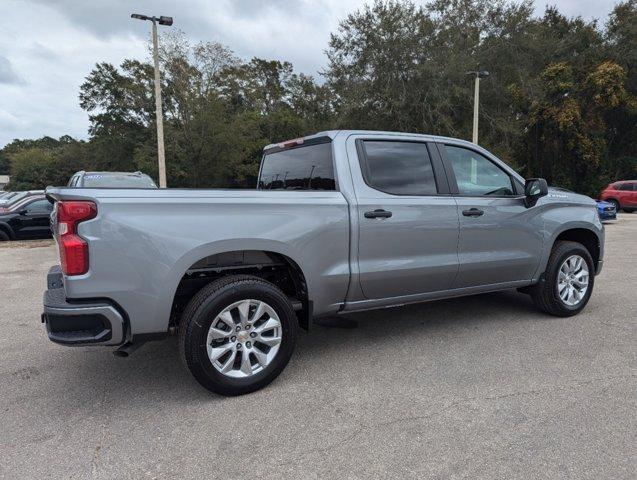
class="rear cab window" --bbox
[258,140,336,190]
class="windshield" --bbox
[82,174,157,188]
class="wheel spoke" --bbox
[252,347,268,367]
[239,350,253,375]
[208,326,231,340]
[220,350,237,373]
[251,301,267,323]
[237,300,251,324]
[254,317,281,333]
[209,343,233,361]
[217,311,235,329]
[256,333,282,347]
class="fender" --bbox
[532,206,603,281]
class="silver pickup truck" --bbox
[43,130,604,395]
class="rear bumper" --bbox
[42,266,126,346]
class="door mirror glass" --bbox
[525,178,548,207]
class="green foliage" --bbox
[1,1,635,195]
[4,138,89,190]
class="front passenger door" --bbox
[439,143,543,289]
[13,199,53,239]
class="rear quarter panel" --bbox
[48,189,350,335]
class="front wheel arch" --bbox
[551,228,601,273]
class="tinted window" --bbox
[617,182,633,191]
[361,141,437,195]
[444,145,514,196]
[82,174,157,188]
[25,199,52,213]
[258,142,335,190]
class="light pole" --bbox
[131,13,173,188]
[466,69,489,145]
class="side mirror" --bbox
[18,209,28,216]
[525,178,548,207]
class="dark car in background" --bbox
[67,171,158,189]
[0,195,53,241]
[599,180,636,213]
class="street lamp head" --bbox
[131,14,173,26]
[466,70,490,78]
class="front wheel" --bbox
[530,241,595,317]
[179,275,297,396]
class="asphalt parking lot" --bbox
[1,216,635,479]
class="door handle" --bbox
[462,208,484,217]
[364,209,393,219]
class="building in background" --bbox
[0,175,10,190]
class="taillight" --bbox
[56,201,97,276]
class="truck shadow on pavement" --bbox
[47,289,548,410]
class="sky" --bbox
[0,0,623,148]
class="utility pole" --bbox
[131,14,173,187]
[466,69,490,145]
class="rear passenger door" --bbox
[352,137,460,299]
[438,142,543,288]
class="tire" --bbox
[530,241,595,317]
[178,274,297,396]
[0,230,9,241]
[607,199,620,213]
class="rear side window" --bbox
[360,141,438,195]
[617,182,634,191]
[258,142,335,190]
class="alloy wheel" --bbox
[206,299,282,378]
[557,255,589,307]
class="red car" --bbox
[599,180,637,213]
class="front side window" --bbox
[444,145,515,196]
[360,141,437,195]
[258,142,335,190]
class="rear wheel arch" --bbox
[170,249,310,332]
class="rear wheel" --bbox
[530,241,595,317]
[607,199,620,213]
[179,274,297,396]
[0,230,9,241]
